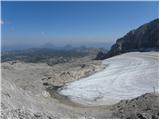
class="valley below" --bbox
[1,51,159,119]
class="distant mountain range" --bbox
[1,44,74,52]
[2,43,109,52]
[40,43,74,50]
[1,47,106,65]
[96,18,159,60]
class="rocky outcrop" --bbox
[111,93,159,119]
[95,51,106,60]
[96,18,159,60]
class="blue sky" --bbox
[1,1,159,48]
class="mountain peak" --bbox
[96,18,159,60]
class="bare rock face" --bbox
[96,18,159,59]
[95,51,106,60]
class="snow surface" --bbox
[59,52,159,106]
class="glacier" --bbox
[59,52,159,106]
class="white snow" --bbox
[59,52,159,106]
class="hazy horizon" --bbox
[1,1,158,50]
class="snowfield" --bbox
[59,52,159,106]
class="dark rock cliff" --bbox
[96,19,159,60]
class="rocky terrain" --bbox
[1,51,158,119]
[1,55,107,119]
[96,18,159,59]
[111,93,159,119]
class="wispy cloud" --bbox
[1,20,4,25]
[41,31,45,35]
